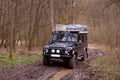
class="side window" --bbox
[79,34,83,43]
[79,34,87,43]
[85,35,87,42]
[82,35,85,42]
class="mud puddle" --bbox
[0,49,104,80]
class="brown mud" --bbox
[0,49,104,80]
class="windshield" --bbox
[52,32,77,42]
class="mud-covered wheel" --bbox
[43,56,50,66]
[85,48,88,58]
[81,50,88,61]
[68,55,77,69]
[81,54,85,61]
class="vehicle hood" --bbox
[44,42,75,49]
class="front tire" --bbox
[81,51,87,61]
[43,56,50,66]
[81,54,85,61]
[68,55,77,69]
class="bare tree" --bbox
[50,0,54,29]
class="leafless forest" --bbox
[0,0,119,50]
[0,0,74,51]
[0,0,119,51]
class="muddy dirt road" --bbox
[0,49,104,80]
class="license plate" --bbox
[51,54,60,57]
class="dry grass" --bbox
[89,43,120,80]
[0,47,42,55]
[88,43,112,54]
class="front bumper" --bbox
[43,53,72,59]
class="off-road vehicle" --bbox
[42,24,88,68]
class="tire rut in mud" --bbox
[0,49,104,80]
[61,49,105,80]
[0,62,67,80]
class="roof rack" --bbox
[53,24,88,33]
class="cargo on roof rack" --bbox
[53,24,88,34]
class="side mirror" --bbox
[48,39,52,44]
[76,40,82,45]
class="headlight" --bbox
[56,49,60,53]
[65,50,69,55]
[51,49,55,53]
[45,49,49,53]
[65,50,68,54]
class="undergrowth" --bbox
[90,55,120,80]
[0,53,41,69]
